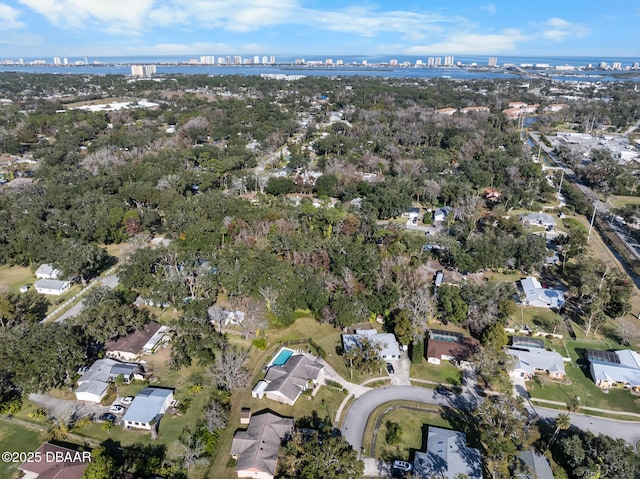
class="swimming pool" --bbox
[431,334,459,342]
[271,348,294,367]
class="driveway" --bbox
[29,393,110,424]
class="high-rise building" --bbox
[53,57,61,65]
[262,56,268,64]
[599,61,608,69]
[444,56,454,66]
[269,55,276,64]
[488,57,498,67]
[84,55,88,65]
[234,56,242,65]
[427,57,434,67]
[633,62,640,70]
[325,58,333,65]
[612,62,622,70]
[415,59,423,66]
[434,57,442,66]
[217,57,226,65]
[18,58,24,65]
[63,58,68,65]
[253,55,260,64]
[389,59,398,66]
[130,65,156,77]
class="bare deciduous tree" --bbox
[400,287,434,341]
[207,347,251,391]
[204,400,229,433]
[616,317,640,345]
[175,433,208,469]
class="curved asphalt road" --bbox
[340,386,640,454]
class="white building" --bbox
[75,359,140,402]
[518,277,565,309]
[34,279,70,296]
[122,387,174,430]
[35,263,61,280]
[342,330,401,359]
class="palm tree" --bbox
[548,413,571,449]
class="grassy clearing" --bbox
[609,196,640,208]
[0,264,33,293]
[410,362,461,386]
[63,97,127,108]
[360,401,452,461]
[0,419,45,479]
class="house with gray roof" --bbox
[75,359,140,402]
[230,412,294,479]
[589,349,640,389]
[413,426,482,479]
[518,276,565,309]
[34,279,71,296]
[521,212,556,228]
[434,206,455,223]
[508,345,567,380]
[516,450,554,479]
[122,387,174,430]
[342,329,401,359]
[261,354,324,406]
[35,263,61,280]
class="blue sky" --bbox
[1,0,639,58]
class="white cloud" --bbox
[17,0,155,32]
[0,3,25,29]
[405,29,529,55]
[539,17,590,42]
[480,4,497,14]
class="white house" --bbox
[34,279,71,296]
[518,277,565,309]
[35,263,61,280]
[122,387,174,430]
[75,359,140,402]
[588,349,640,389]
[521,212,556,229]
[342,329,401,359]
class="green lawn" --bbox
[0,419,45,479]
[410,361,461,386]
[360,401,454,462]
[0,264,33,293]
[528,339,640,414]
[609,195,640,208]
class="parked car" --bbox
[120,396,134,405]
[99,413,116,423]
[386,363,395,374]
[109,405,125,414]
[392,460,412,472]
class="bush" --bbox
[411,340,424,364]
[252,337,267,350]
[309,339,327,358]
[385,420,401,444]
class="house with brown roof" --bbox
[18,443,91,479]
[230,411,294,479]
[427,338,480,365]
[105,321,169,361]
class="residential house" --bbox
[35,263,61,280]
[122,387,174,430]
[255,354,324,406]
[426,338,480,365]
[516,449,554,479]
[230,412,294,479]
[342,329,401,359]
[508,344,566,380]
[460,106,490,114]
[75,358,140,402]
[433,206,454,223]
[402,207,421,222]
[588,349,640,389]
[413,426,483,479]
[521,212,556,229]
[434,270,444,287]
[34,279,71,296]
[105,321,169,361]
[18,443,90,479]
[518,276,565,309]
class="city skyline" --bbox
[1,0,639,58]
